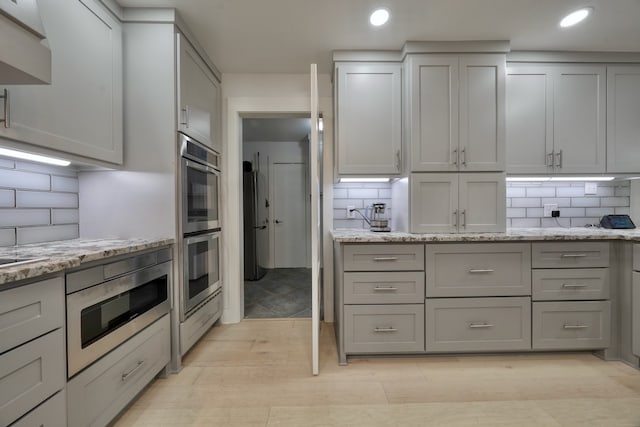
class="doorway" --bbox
[242,117,312,318]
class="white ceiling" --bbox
[115,0,640,74]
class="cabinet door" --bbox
[410,173,458,233]
[506,65,553,174]
[458,173,506,233]
[336,63,402,175]
[553,65,606,173]
[459,55,505,171]
[606,66,640,173]
[0,0,123,164]
[177,33,221,152]
[408,55,459,172]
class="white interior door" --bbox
[310,64,321,376]
[271,163,308,268]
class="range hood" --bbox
[0,0,51,84]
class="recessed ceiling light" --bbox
[369,8,390,26]
[560,7,593,28]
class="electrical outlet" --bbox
[346,205,355,218]
[543,203,558,217]
[552,210,560,217]
[585,182,598,195]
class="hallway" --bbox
[244,268,312,318]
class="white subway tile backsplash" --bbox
[595,186,615,197]
[616,186,631,197]
[557,187,585,197]
[0,229,15,246]
[559,207,586,217]
[14,160,77,177]
[541,197,571,208]
[601,197,630,207]
[512,218,541,228]
[17,224,79,245]
[333,208,347,220]
[526,208,544,218]
[525,187,556,198]
[541,218,570,228]
[333,199,363,209]
[571,197,600,208]
[0,209,50,227]
[347,188,378,199]
[615,207,631,215]
[334,219,365,229]
[0,158,14,169]
[51,175,79,193]
[333,188,348,198]
[0,169,50,191]
[379,189,392,198]
[16,191,78,208]
[507,208,526,217]
[511,198,541,208]
[506,187,525,198]
[51,209,80,225]
[585,208,615,217]
[571,217,600,227]
[0,189,14,207]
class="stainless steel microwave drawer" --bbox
[532,268,609,301]
[344,304,425,354]
[425,243,531,297]
[343,271,425,304]
[343,244,425,271]
[532,242,610,268]
[425,297,531,352]
[532,301,611,350]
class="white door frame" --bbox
[222,97,333,323]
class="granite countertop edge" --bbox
[331,228,640,243]
[0,237,174,286]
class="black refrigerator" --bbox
[243,161,267,280]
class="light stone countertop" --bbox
[331,227,640,243]
[0,237,174,286]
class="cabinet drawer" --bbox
[344,305,425,354]
[344,272,425,304]
[0,276,64,354]
[426,297,531,352]
[180,291,222,355]
[0,329,65,427]
[532,242,610,268]
[532,301,610,350]
[532,268,609,301]
[11,391,66,427]
[425,243,531,297]
[67,314,170,427]
[633,244,640,271]
[343,244,424,271]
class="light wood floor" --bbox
[114,319,640,426]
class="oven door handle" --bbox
[184,158,220,175]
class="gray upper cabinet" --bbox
[506,64,606,174]
[408,54,505,172]
[0,0,123,164]
[335,62,402,176]
[177,32,221,153]
[606,65,640,173]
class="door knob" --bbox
[274,219,283,224]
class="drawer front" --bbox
[425,243,531,297]
[634,244,640,271]
[343,244,425,271]
[344,304,425,354]
[532,268,609,301]
[0,329,65,427]
[426,297,531,352]
[344,272,425,304]
[11,391,66,427]
[532,301,611,350]
[0,276,64,354]
[532,242,610,268]
[180,291,222,355]
[67,314,170,427]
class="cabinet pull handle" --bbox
[395,150,401,172]
[453,210,458,228]
[469,323,493,329]
[461,209,466,228]
[469,269,495,274]
[0,89,8,128]
[374,286,398,291]
[452,148,458,166]
[561,253,587,258]
[563,324,588,330]
[121,360,145,382]
[546,152,554,167]
[180,105,190,127]
[556,149,563,168]
[562,283,588,288]
[374,327,398,332]
[373,256,398,262]
[461,148,466,166]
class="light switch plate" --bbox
[543,203,558,217]
[585,182,598,195]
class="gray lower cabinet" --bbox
[532,301,611,350]
[67,314,171,427]
[343,272,425,304]
[532,268,609,301]
[532,242,610,268]
[343,244,424,272]
[0,328,65,427]
[180,292,222,356]
[344,305,425,354]
[10,391,66,427]
[425,297,531,352]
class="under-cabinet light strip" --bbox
[0,147,70,166]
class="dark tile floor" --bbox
[244,268,311,318]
